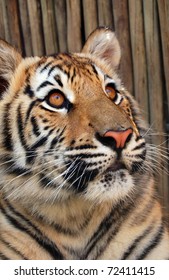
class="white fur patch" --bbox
[31,67,75,103]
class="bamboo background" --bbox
[0,0,168,218]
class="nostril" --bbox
[95,133,117,149]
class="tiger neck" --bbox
[1,195,117,239]
[21,196,114,230]
[2,177,155,236]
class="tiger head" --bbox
[0,28,148,206]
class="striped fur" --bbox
[0,27,168,259]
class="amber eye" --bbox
[105,83,117,101]
[47,90,65,108]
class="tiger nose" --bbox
[103,128,133,149]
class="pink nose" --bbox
[103,128,133,149]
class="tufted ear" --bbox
[0,39,22,95]
[82,27,121,69]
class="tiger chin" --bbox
[0,27,168,260]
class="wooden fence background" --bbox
[0,0,169,218]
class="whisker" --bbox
[5,162,69,200]
[141,123,155,137]
[148,143,169,152]
[49,159,83,202]
[0,157,66,190]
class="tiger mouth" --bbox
[105,161,127,173]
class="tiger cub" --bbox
[0,27,168,260]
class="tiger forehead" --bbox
[37,54,102,83]
[25,54,105,102]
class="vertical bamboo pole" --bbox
[128,0,149,122]
[0,0,5,40]
[27,0,45,56]
[41,0,58,55]
[66,0,82,52]
[112,0,133,94]
[54,0,67,52]
[97,0,113,29]
[82,0,98,40]
[2,0,22,51]
[157,0,169,115]
[18,0,33,56]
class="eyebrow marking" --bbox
[37,81,54,91]
[91,64,99,76]
[104,74,112,80]
[54,74,63,87]
[48,65,57,76]
[40,61,54,73]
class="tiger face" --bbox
[0,28,147,206]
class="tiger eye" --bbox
[105,84,117,100]
[48,91,65,108]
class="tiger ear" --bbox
[82,27,121,69]
[0,39,22,95]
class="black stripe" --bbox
[37,81,54,91]
[54,75,63,87]
[48,64,66,77]
[91,64,99,78]
[44,126,50,130]
[68,153,105,159]
[132,142,146,151]
[48,65,57,76]
[131,161,144,173]
[66,144,97,151]
[30,136,47,150]
[121,225,153,259]
[93,198,144,260]
[39,105,52,112]
[27,128,54,163]
[41,118,49,123]
[5,200,43,235]
[137,224,164,259]
[63,160,99,193]
[1,202,64,260]
[50,136,59,150]
[3,103,13,151]
[70,67,76,83]
[25,100,37,123]
[135,150,146,160]
[39,174,57,188]
[104,74,112,80]
[0,237,27,259]
[50,127,66,150]
[48,128,55,136]
[82,200,133,259]
[17,104,28,149]
[26,150,37,164]
[24,84,34,98]
[31,116,41,136]
[6,166,31,176]
[40,61,53,73]
[58,137,65,143]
